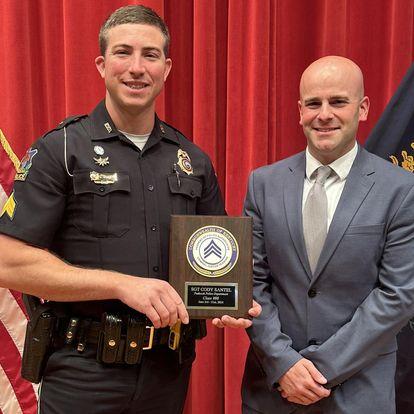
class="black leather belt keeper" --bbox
[124,315,146,364]
[97,313,122,363]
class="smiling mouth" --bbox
[313,127,340,132]
[123,81,149,90]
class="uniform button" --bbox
[99,186,105,192]
[190,190,195,196]
[308,339,319,346]
[153,266,159,272]
[148,185,154,191]
[308,288,317,298]
[151,225,157,231]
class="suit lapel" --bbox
[312,147,376,280]
[283,152,313,279]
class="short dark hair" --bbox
[99,5,170,57]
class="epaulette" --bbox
[56,115,87,130]
[160,120,188,140]
[42,114,87,138]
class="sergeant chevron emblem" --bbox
[203,240,222,259]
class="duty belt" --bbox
[62,313,186,365]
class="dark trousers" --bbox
[38,345,194,414]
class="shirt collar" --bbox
[88,100,179,147]
[305,142,358,181]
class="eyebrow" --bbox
[111,44,162,53]
[303,95,350,104]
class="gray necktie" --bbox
[303,166,332,273]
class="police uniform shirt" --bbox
[0,101,225,317]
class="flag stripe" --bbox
[0,137,38,414]
[0,322,37,414]
[0,289,28,354]
[9,289,29,319]
[0,187,7,209]
[0,364,23,414]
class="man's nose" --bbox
[129,54,145,75]
[317,102,333,121]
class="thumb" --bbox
[248,300,262,317]
[304,360,327,384]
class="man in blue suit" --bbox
[242,56,414,413]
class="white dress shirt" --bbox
[302,143,358,229]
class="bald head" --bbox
[300,56,365,101]
[297,56,370,164]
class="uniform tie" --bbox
[303,166,332,273]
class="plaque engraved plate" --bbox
[169,215,252,319]
[185,282,238,310]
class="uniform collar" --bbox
[89,100,180,148]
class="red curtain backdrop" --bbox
[0,1,413,413]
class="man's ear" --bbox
[163,58,172,82]
[95,56,105,78]
[298,100,304,126]
[359,96,370,122]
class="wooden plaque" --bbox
[169,215,252,319]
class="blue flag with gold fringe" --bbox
[365,62,414,414]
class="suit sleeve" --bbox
[244,171,303,389]
[301,184,414,387]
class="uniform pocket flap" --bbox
[167,175,202,199]
[73,170,131,196]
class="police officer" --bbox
[0,5,259,413]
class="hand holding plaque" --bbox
[169,215,252,319]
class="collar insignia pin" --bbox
[104,122,112,133]
[94,156,109,167]
[94,145,104,156]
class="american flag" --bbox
[0,129,38,413]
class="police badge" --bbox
[177,149,193,175]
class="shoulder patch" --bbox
[15,147,38,181]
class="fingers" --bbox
[157,292,179,326]
[164,284,189,324]
[224,315,253,328]
[303,359,328,385]
[286,395,316,406]
[212,318,225,328]
[278,358,330,405]
[281,385,329,405]
[123,277,189,327]
[212,300,262,329]
[212,315,253,329]
[248,300,262,317]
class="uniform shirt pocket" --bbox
[167,174,202,214]
[72,170,131,237]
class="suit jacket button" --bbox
[308,288,317,298]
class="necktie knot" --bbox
[315,166,332,185]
